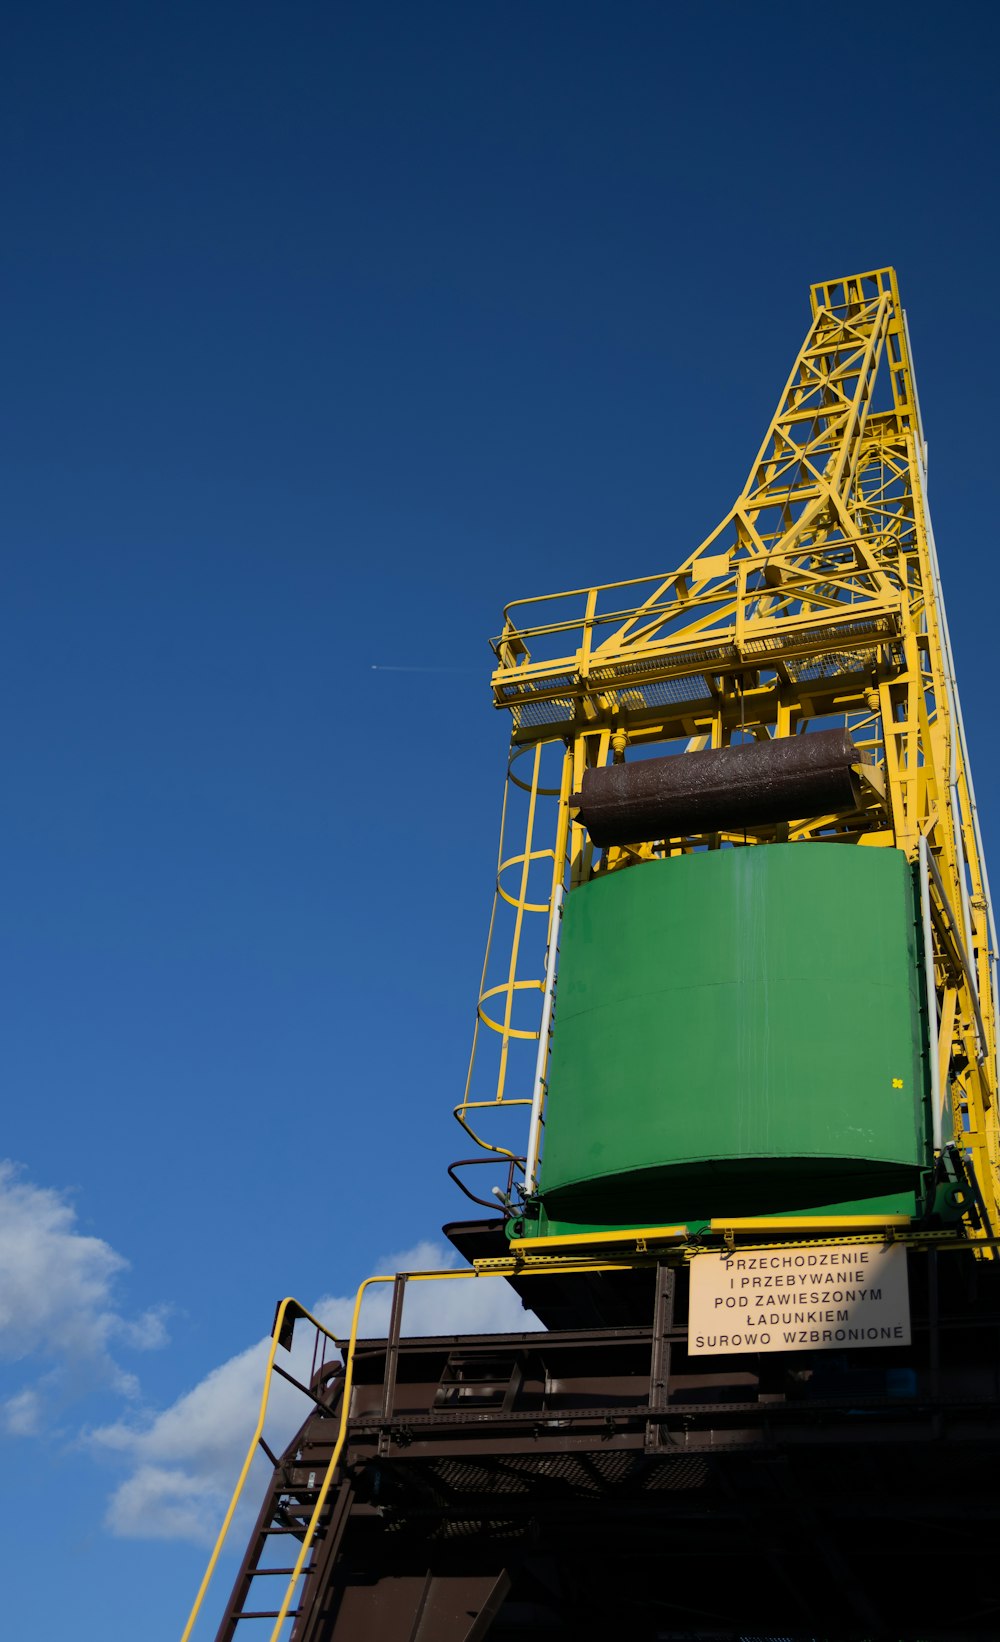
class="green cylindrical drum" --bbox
[537,845,929,1224]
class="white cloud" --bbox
[2,1386,43,1437]
[0,1164,543,1570]
[95,1239,540,1546]
[106,1463,228,1545]
[93,1333,278,1545]
[313,1237,540,1339]
[0,1160,168,1417]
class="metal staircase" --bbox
[213,1364,345,1638]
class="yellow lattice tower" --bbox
[459,267,998,1241]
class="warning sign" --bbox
[688,1242,910,1355]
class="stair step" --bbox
[247,1566,313,1577]
[233,1610,302,1621]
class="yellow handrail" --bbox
[181,1260,637,1642]
[178,1294,343,1642]
[181,1269,496,1642]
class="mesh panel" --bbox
[513,698,575,727]
[786,648,877,682]
[423,1448,714,1501]
[642,1455,710,1490]
[591,643,737,679]
[498,673,576,727]
[743,615,895,656]
[630,676,714,706]
[498,673,575,697]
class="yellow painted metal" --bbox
[178,1294,346,1642]
[462,267,998,1241]
[508,1224,687,1251]
[709,1215,914,1232]
[454,737,567,1167]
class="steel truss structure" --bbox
[459,267,998,1235]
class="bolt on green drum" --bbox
[537,845,930,1226]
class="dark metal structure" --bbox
[213,1228,1000,1642]
[573,728,867,847]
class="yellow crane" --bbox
[182,269,1000,1642]
[461,265,998,1243]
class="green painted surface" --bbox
[537,845,929,1225]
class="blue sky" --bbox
[2,2,998,1635]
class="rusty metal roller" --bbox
[574,728,865,847]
